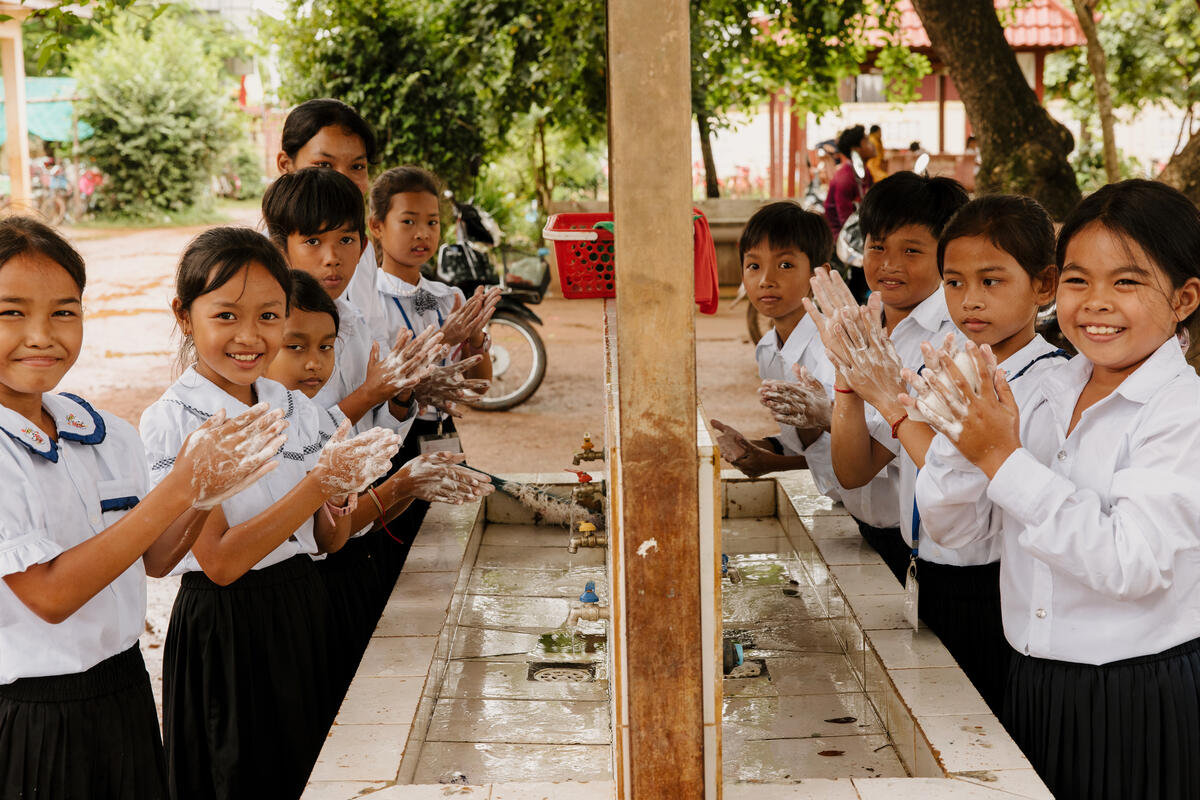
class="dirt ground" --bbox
[59,212,774,711]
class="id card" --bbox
[419,432,463,455]
[903,556,919,631]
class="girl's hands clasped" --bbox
[370,324,445,398]
[440,286,501,348]
[899,340,1021,477]
[179,403,289,511]
[398,453,495,504]
[411,355,490,417]
[314,420,404,498]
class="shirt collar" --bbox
[170,366,295,421]
[0,392,106,462]
[1039,336,1191,410]
[754,315,819,365]
[896,285,951,336]
[997,334,1062,378]
[375,271,454,299]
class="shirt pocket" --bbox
[96,477,141,529]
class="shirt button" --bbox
[1035,608,1047,619]
[1056,450,1067,461]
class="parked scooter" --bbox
[430,191,551,411]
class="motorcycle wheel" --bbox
[470,311,547,411]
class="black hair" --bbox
[739,201,833,270]
[280,98,377,164]
[174,226,293,366]
[909,141,921,152]
[262,167,366,247]
[1056,179,1200,326]
[287,268,339,333]
[0,216,86,291]
[858,171,969,242]
[836,125,867,158]
[869,124,881,135]
[938,194,1055,281]
[369,166,441,222]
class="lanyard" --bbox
[908,348,1069,558]
[391,295,444,333]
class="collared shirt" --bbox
[0,393,148,684]
[373,271,466,422]
[755,316,898,527]
[904,334,1065,566]
[344,241,386,340]
[140,367,340,574]
[313,295,416,441]
[916,337,1200,664]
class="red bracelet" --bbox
[890,413,908,439]
[834,386,855,394]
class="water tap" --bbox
[722,554,743,584]
[566,580,609,627]
[566,469,604,514]
[568,520,607,553]
[572,434,605,466]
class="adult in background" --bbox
[866,124,888,182]
[823,125,874,239]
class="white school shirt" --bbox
[345,241,386,339]
[140,367,340,574]
[755,316,899,527]
[915,337,1200,664]
[902,334,1065,566]
[312,295,416,440]
[0,393,149,683]
[373,270,467,422]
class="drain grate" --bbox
[527,661,596,682]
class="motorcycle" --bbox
[430,192,551,411]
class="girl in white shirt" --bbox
[914,180,1200,800]
[0,217,282,799]
[140,227,401,800]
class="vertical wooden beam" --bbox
[1035,51,1045,103]
[607,1,705,797]
[936,73,946,154]
[768,94,779,197]
[786,103,798,197]
[0,19,30,209]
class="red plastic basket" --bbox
[543,212,617,299]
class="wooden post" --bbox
[936,73,946,154]
[786,103,799,197]
[768,94,779,197]
[0,19,31,209]
[607,0,705,797]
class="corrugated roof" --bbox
[885,0,1084,50]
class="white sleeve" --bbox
[369,399,418,444]
[0,448,60,577]
[913,432,1000,549]
[138,402,189,489]
[987,407,1200,599]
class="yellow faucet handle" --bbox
[580,434,595,451]
[577,521,597,533]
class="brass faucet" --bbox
[568,521,607,553]
[566,581,608,627]
[572,434,604,466]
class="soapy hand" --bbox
[315,421,403,498]
[758,365,832,431]
[710,418,775,478]
[399,453,496,504]
[411,355,490,417]
[827,294,907,415]
[898,341,1020,477]
[378,324,446,394]
[181,403,289,511]
[441,286,501,348]
[801,266,862,366]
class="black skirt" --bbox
[317,532,384,709]
[0,643,168,799]
[853,519,909,585]
[1006,636,1200,800]
[916,558,1009,715]
[371,415,456,591]
[163,555,331,800]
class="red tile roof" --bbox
[885,0,1084,50]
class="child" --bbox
[265,270,492,702]
[367,166,498,532]
[275,99,383,325]
[140,227,403,799]
[815,194,1063,713]
[0,217,282,798]
[807,171,968,583]
[915,180,1200,799]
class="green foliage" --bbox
[71,12,238,218]
[1069,136,1146,192]
[266,0,492,193]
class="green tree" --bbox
[71,11,238,217]
[267,0,492,193]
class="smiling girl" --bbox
[139,227,402,799]
[915,180,1200,799]
[0,218,283,798]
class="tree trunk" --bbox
[697,112,720,198]
[1159,130,1200,205]
[910,0,1082,218]
[1071,0,1120,184]
[533,116,552,216]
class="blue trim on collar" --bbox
[0,393,107,462]
[100,495,139,512]
[1,424,57,462]
[57,393,107,445]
